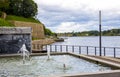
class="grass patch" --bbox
[6,15,41,23]
[0,18,14,27]
[32,37,42,40]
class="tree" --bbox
[0,0,9,12]
[43,25,54,36]
[6,0,38,18]
[22,0,37,17]
[45,28,53,36]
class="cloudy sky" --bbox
[34,0,120,33]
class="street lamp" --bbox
[99,11,102,56]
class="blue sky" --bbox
[34,0,120,33]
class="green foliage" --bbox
[43,25,54,36]
[0,0,9,12]
[102,29,120,36]
[80,31,99,36]
[0,11,2,16]
[45,28,53,36]
[57,29,120,36]
[0,18,14,26]
[6,0,37,18]
[6,15,41,23]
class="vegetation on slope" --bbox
[0,0,54,37]
[0,18,13,26]
[6,15,41,23]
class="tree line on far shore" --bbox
[57,29,120,37]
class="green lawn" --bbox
[0,15,42,27]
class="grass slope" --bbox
[6,15,41,23]
[0,18,14,27]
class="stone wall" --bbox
[10,21,45,39]
[0,27,31,54]
[32,38,55,51]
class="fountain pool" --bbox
[0,54,113,77]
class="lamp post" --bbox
[99,11,102,56]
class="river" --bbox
[50,36,120,57]
[52,36,120,47]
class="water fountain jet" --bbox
[18,43,30,64]
[47,46,51,60]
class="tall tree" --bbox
[0,0,9,12]
[22,0,38,17]
[6,0,38,18]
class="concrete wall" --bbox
[10,21,45,39]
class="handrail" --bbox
[32,44,120,58]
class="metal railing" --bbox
[32,44,120,58]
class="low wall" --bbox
[32,38,55,45]
[63,70,120,77]
[9,21,45,39]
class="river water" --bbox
[51,36,120,57]
[52,36,120,47]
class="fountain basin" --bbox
[0,52,117,77]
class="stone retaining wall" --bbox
[10,21,45,39]
[32,38,55,50]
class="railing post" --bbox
[50,45,52,52]
[46,45,47,51]
[35,44,37,49]
[32,44,35,49]
[87,46,88,55]
[72,46,74,53]
[40,44,42,50]
[55,45,57,52]
[114,48,116,58]
[37,44,39,50]
[79,46,81,54]
[104,47,105,56]
[95,47,96,55]
[60,45,62,52]
[38,44,40,50]
[66,45,68,52]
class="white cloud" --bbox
[56,20,120,33]
[55,21,98,33]
[34,0,120,11]
[34,0,120,32]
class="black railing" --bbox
[32,44,120,58]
